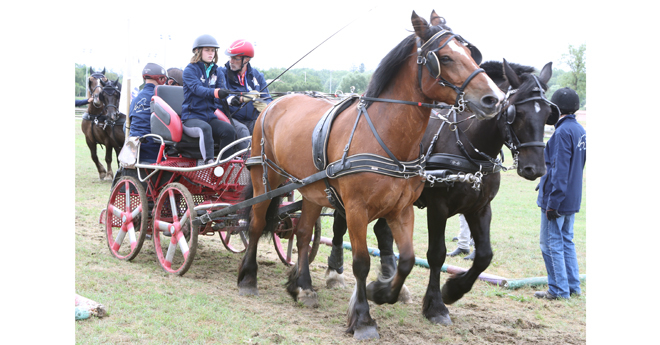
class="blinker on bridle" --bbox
[416,29,485,112]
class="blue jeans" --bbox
[539,211,581,298]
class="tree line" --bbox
[75,43,586,108]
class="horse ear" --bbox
[430,10,444,26]
[502,58,521,89]
[102,67,106,75]
[538,61,553,85]
[411,11,429,40]
[89,66,93,74]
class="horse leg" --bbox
[237,165,283,296]
[371,218,412,303]
[441,207,494,304]
[104,142,114,180]
[286,200,323,307]
[326,209,347,288]
[345,209,379,340]
[364,206,416,306]
[82,121,107,180]
[421,201,452,325]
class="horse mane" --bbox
[480,60,548,93]
[364,23,453,101]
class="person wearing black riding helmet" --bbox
[167,67,183,86]
[182,34,237,164]
[127,62,169,163]
[535,87,586,300]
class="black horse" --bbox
[81,68,126,180]
[326,59,558,325]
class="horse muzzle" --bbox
[467,95,503,120]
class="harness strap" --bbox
[193,169,330,227]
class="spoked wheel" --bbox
[152,183,198,276]
[218,223,249,253]
[105,176,148,261]
[273,216,322,266]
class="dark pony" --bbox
[327,59,557,325]
[81,67,126,180]
[236,10,503,340]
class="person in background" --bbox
[128,62,169,163]
[223,39,272,134]
[76,97,93,107]
[167,67,183,86]
[534,87,586,300]
[446,215,475,260]
[182,34,236,165]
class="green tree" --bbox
[338,72,370,94]
[558,43,586,108]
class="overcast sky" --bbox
[75,0,587,79]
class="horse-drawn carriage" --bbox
[101,85,322,276]
[92,9,565,340]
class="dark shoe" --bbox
[534,290,559,300]
[451,237,459,242]
[463,250,475,260]
[447,247,470,257]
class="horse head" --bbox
[412,11,503,119]
[99,77,122,121]
[88,66,108,109]
[500,59,556,180]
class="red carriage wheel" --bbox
[105,176,149,261]
[273,217,321,266]
[152,183,198,276]
[218,224,249,253]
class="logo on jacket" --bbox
[253,76,259,88]
[577,134,586,151]
[133,98,148,113]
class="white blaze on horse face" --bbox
[534,101,541,113]
[446,40,500,95]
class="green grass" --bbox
[75,120,586,344]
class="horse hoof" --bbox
[428,313,453,326]
[296,288,319,308]
[238,286,259,296]
[325,269,346,289]
[353,325,379,340]
[398,284,413,304]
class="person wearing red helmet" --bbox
[222,39,272,134]
[182,34,236,164]
[127,62,169,163]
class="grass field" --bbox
[74,119,586,344]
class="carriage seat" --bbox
[150,85,230,159]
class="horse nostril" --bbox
[480,95,499,109]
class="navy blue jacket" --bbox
[75,99,89,107]
[182,61,225,122]
[537,114,586,214]
[128,83,159,162]
[222,62,272,124]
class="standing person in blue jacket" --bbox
[223,39,272,134]
[182,34,236,165]
[128,62,169,163]
[535,87,586,300]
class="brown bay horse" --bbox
[326,59,559,326]
[81,67,126,180]
[236,11,504,340]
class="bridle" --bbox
[99,82,121,121]
[415,28,485,112]
[89,72,107,109]
[500,74,560,153]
